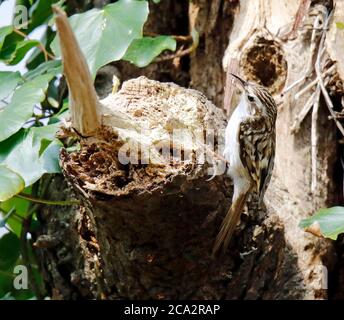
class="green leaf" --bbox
[0,72,22,101]
[0,233,21,271]
[0,73,53,142]
[0,125,60,187]
[41,139,62,173]
[0,292,16,300]
[123,36,176,67]
[8,40,40,65]
[48,103,69,124]
[0,166,25,202]
[23,60,62,81]
[27,27,56,70]
[0,26,13,51]
[27,0,60,32]
[30,123,60,143]
[0,130,43,186]
[0,274,13,298]
[51,0,149,77]
[0,191,31,237]
[0,37,40,65]
[0,124,60,189]
[299,206,344,240]
[336,22,344,30]
[0,31,22,62]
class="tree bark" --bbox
[34,0,343,299]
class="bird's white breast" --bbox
[223,95,250,180]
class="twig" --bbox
[0,207,25,228]
[316,74,344,136]
[282,9,323,96]
[290,77,330,134]
[24,113,54,126]
[311,84,321,193]
[290,90,316,134]
[294,64,336,100]
[0,207,16,227]
[290,8,344,139]
[314,11,344,137]
[282,75,307,95]
[331,112,344,120]
[13,28,55,61]
[304,14,323,76]
[280,0,311,41]
[154,45,196,63]
[15,193,80,206]
[144,32,192,42]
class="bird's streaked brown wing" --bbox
[258,133,275,205]
[238,117,275,201]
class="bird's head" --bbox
[230,73,277,119]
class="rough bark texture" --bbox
[35,77,322,300]
[37,172,305,299]
[35,0,344,299]
[217,0,338,298]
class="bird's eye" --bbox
[247,95,254,102]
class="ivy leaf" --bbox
[7,40,40,65]
[0,165,25,202]
[0,124,60,187]
[0,274,13,299]
[0,191,31,237]
[30,122,60,142]
[336,22,344,30]
[51,0,149,77]
[26,27,57,71]
[0,293,16,300]
[0,73,53,142]
[0,38,40,65]
[0,26,13,51]
[0,232,21,271]
[299,206,344,240]
[0,72,22,101]
[27,0,60,33]
[41,139,63,173]
[123,36,176,67]
[23,60,62,81]
[0,130,44,186]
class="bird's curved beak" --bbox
[229,73,246,87]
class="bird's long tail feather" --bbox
[212,191,248,256]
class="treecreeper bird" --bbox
[213,74,277,256]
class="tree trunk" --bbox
[35,0,343,299]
